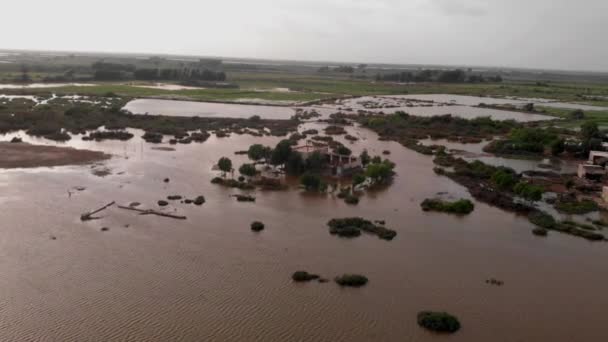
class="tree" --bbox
[270,140,293,166]
[514,182,543,203]
[247,144,271,163]
[491,170,517,190]
[360,150,371,166]
[300,173,323,191]
[581,121,599,142]
[305,151,326,172]
[335,145,352,156]
[285,153,304,175]
[581,121,602,155]
[239,163,257,177]
[217,157,232,177]
[365,161,394,183]
[550,139,565,156]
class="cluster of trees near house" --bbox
[484,121,604,158]
[375,69,503,83]
[214,138,395,194]
[92,61,227,82]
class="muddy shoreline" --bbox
[0,142,110,168]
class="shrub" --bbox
[344,194,360,205]
[328,217,396,240]
[514,182,543,202]
[300,173,324,192]
[251,221,265,232]
[292,271,320,282]
[334,274,368,287]
[218,157,233,175]
[532,228,548,236]
[193,196,206,206]
[528,212,556,229]
[554,199,598,215]
[417,311,461,333]
[239,163,257,177]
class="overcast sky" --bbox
[3,0,607,71]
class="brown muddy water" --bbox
[1,121,608,342]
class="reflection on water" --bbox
[0,114,607,342]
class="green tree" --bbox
[285,153,304,175]
[365,161,394,183]
[217,157,232,177]
[247,144,271,163]
[305,151,326,172]
[300,173,324,191]
[581,121,599,142]
[491,170,517,190]
[550,139,565,156]
[270,140,293,166]
[239,163,257,177]
[360,150,371,166]
[514,182,543,203]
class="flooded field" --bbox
[318,95,555,122]
[1,117,607,341]
[123,98,297,119]
[123,94,558,122]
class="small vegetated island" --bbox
[327,217,397,240]
[417,311,461,333]
[421,198,475,215]
[211,131,397,204]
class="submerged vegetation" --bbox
[417,311,461,333]
[327,217,397,240]
[421,199,475,215]
[334,274,368,287]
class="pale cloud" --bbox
[1,0,607,71]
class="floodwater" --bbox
[1,119,607,342]
[123,98,296,119]
[318,96,554,122]
[419,138,579,174]
[393,94,608,112]
[0,83,94,89]
[127,83,203,91]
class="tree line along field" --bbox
[1,51,608,106]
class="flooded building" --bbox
[293,142,362,177]
[578,151,608,180]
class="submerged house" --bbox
[293,141,362,177]
[578,151,608,180]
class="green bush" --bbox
[417,311,461,333]
[334,274,368,287]
[250,221,265,232]
[292,271,320,282]
[555,199,598,215]
[239,163,257,177]
[327,217,396,240]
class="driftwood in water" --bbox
[117,205,187,220]
[80,201,116,221]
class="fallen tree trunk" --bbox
[117,205,187,220]
[81,201,116,221]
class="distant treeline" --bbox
[376,69,503,83]
[318,66,355,73]
[92,62,227,82]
